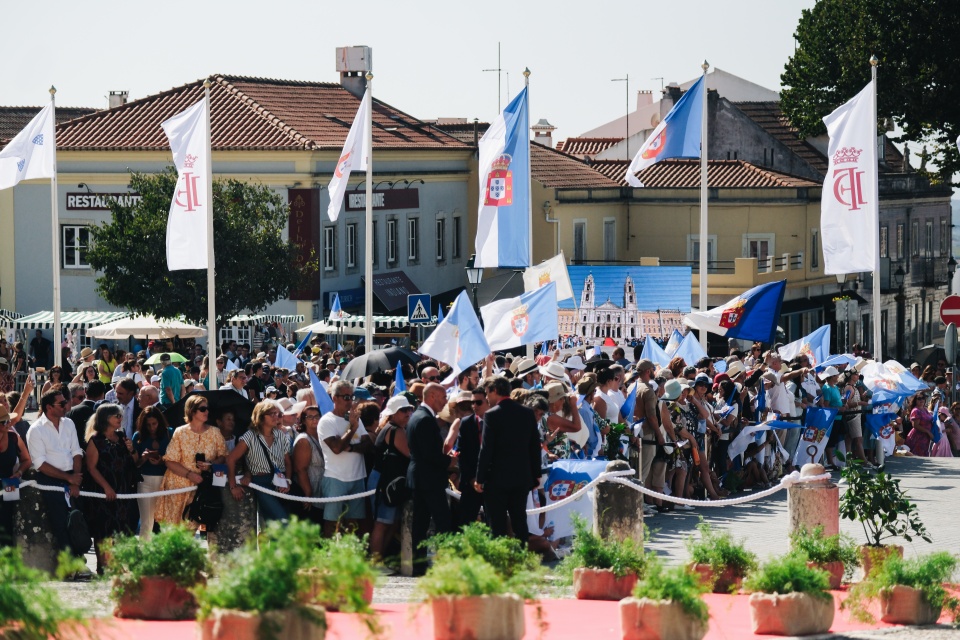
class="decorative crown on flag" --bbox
[491,154,512,170]
[184,154,198,169]
[31,134,44,146]
[538,271,552,287]
[832,147,862,165]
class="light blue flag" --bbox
[620,384,637,422]
[779,325,831,367]
[437,305,444,325]
[674,332,707,366]
[308,367,335,415]
[328,293,345,322]
[394,364,407,397]
[475,87,530,268]
[274,345,298,371]
[420,290,491,374]
[640,336,671,367]
[480,282,559,351]
[861,360,929,405]
[293,331,312,357]
[337,342,344,352]
[665,329,684,356]
[816,354,856,372]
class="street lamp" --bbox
[465,254,483,322]
[894,264,906,362]
[949,256,957,294]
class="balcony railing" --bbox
[910,256,951,288]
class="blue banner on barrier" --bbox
[543,459,609,538]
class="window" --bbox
[743,233,775,267]
[436,218,445,261]
[896,223,904,259]
[407,218,419,261]
[573,220,587,262]
[925,219,934,256]
[346,223,357,268]
[687,234,717,268]
[62,225,91,269]
[452,216,461,258]
[911,220,919,256]
[941,217,949,255]
[810,229,819,270]
[879,225,889,258]
[387,219,398,263]
[372,220,378,267]
[603,219,616,261]
[323,226,336,271]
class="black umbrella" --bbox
[161,389,256,435]
[584,355,614,372]
[339,346,421,380]
[914,344,946,370]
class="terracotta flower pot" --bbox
[299,569,374,610]
[806,560,844,589]
[573,567,638,601]
[619,597,707,640]
[113,575,201,620]
[198,606,327,640]
[430,594,524,640]
[880,585,941,625]
[690,563,743,594]
[749,592,835,636]
[859,544,903,578]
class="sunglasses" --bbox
[196,406,209,412]
[473,399,485,406]
[427,376,441,381]
[56,401,68,407]
[336,394,355,401]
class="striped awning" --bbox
[11,310,130,331]
[298,315,434,335]
[226,314,305,327]
[0,309,23,320]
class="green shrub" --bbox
[558,515,647,579]
[743,554,832,600]
[107,525,210,599]
[419,556,512,598]
[790,525,860,579]
[842,551,960,623]
[423,522,541,580]
[631,557,709,625]
[306,533,378,614]
[0,548,83,640]
[685,518,757,576]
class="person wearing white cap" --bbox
[515,358,541,389]
[563,355,587,386]
[818,366,844,470]
[367,395,414,558]
[539,361,569,387]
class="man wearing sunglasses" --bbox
[318,381,372,536]
[26,390,90,576]
[420,365,441,385]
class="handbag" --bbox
[376,426,409,507]
[67,508,91,556]
[183,473,223,530]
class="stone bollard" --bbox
[593,460,644,545]
[212,486,256,555]
[787,463,839,540]
[14,481,58,573]
[399,501,414,577]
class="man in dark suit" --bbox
[406,382,453,571]
[456,387,488,528]
[66,380,104,447]
[114,378,142,439]
[474,376,541,541]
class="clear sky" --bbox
[2,0,815,141]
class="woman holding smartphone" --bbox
[132,406,172,539]
[155,395,227,526]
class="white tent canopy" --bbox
[298,315,431,336]
[85,315,206,339]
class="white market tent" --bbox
[85,315,206,339]
[8,310,130,332]
[298,315,432,336]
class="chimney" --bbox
[335,46,373,98]
[108,91,128,109]
[636,90,652,110]
[531,118,557,148]
[661,83,682,120]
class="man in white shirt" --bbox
[219,369,249,399]
[317,380,372,537]
[26,390,89,569]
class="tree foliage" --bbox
[781,0,960,184]
[88,168,316,327]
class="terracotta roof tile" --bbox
[733,102,828,175]
[55,75,471,152]
[0,106,97,147]
[530,142,622,189]
[555,137,622,159]
[590,158,820,189]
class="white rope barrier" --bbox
[245,483,376,503]
[19,480,198,500]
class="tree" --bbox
[781,0,960,184]
[88,168,317,327]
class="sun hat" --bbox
[544,382,568,404]
[0,405,18,424]
[516,358,539,378]
[662,379,684,401]
[79,347,95,360]
[563,355,587,371]
[635,359,656,373]
[283,400,307,417]
[726,360,745,377]
[693,375,711,388]
[818,365,840,380]
[539,361,567,382]
[576,377,597,396]
[382,395,413,417]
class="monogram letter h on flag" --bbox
[327,88,371,223]
[162,99,210,270]
[821,83,878,275]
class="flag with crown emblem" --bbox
[821,82,878,275]
[481,282,558,352]
[0,102,55,190]
[683,280,785,343]
[162,99,210,270]
[522,252,574,302]
[420,290,491,376]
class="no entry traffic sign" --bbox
[940,295,960,326]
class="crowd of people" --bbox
[0,332,957,579]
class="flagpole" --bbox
[870,55,882,358]
[203,80,216,355]
[524,67,534,361]
[364,72,374,352]
[49,86,62,368]
[698,61,709,351]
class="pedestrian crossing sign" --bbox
[408,293,432,325]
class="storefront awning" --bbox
[10,310,130,331]
[363,271,422,313]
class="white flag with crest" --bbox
[326,88,370,222]
[820,83,878,275]
[0,103,55,190]
[162,99,210,270]
[522,252,574,302]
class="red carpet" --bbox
[80,590,957,639]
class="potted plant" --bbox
[842,551,959,625]
[107,525,209,619]
[837,455,930,576]
[620,557,709,640]
[789,526,859,589]
[195,518,327,640]
[743,554,835,636]
[301,533,378,611]
[685,519,757,593]
[0,548,84,640]
[419,523,545,640]
[559,515,647,600]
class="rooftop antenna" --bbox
[652,77,664,90]
[483,42,502,113]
